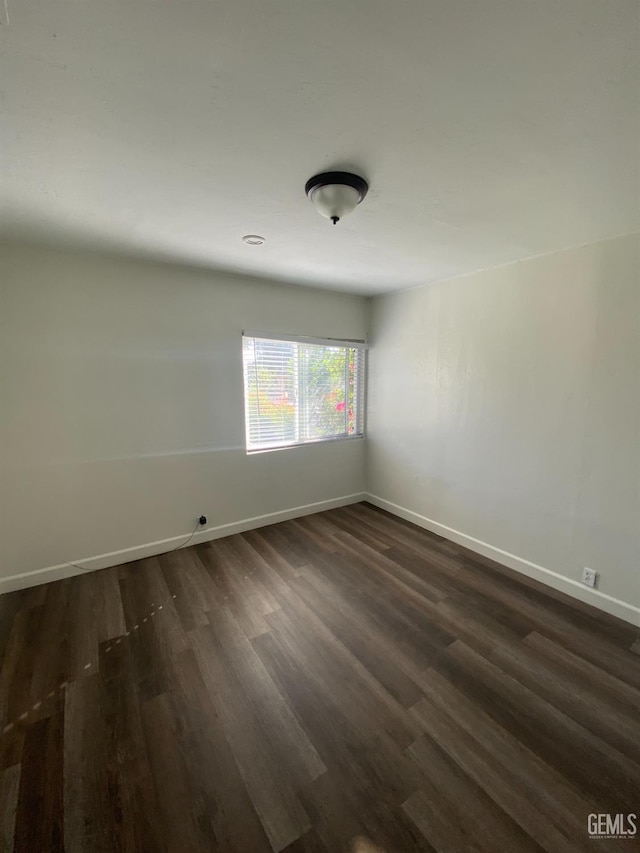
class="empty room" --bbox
[1,2,639,851]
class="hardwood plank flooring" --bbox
[0,502,638,852]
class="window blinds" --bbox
[242,333,366,451]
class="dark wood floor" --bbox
[1,502,639,852]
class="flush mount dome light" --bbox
[305,171,368,225]
[243,234,265,245]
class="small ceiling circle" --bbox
[243,234,265,245]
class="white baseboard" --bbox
[365,493,640,629]
[0,493,366,595]
[5,490,639,629]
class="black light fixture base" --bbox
[305,171,369,203]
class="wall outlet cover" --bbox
[582,567,598,589]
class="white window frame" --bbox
[242,331,367,453]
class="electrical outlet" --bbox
[582,567,598,589]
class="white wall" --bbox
[367,234,640,625]
[0,243,368,589]
[4,236,639,625]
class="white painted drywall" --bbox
[0,243,368,584]
[367,234,640,621]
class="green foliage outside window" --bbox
[243,338,362,449]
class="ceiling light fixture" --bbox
[305,171,368,225]
[243,234,265,245]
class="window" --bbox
[242,332,366,452]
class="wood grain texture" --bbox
[0,502,638,852]
[0,763,21,851]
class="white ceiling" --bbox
[2,1,638,295]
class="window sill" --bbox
[246,434,365,455]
